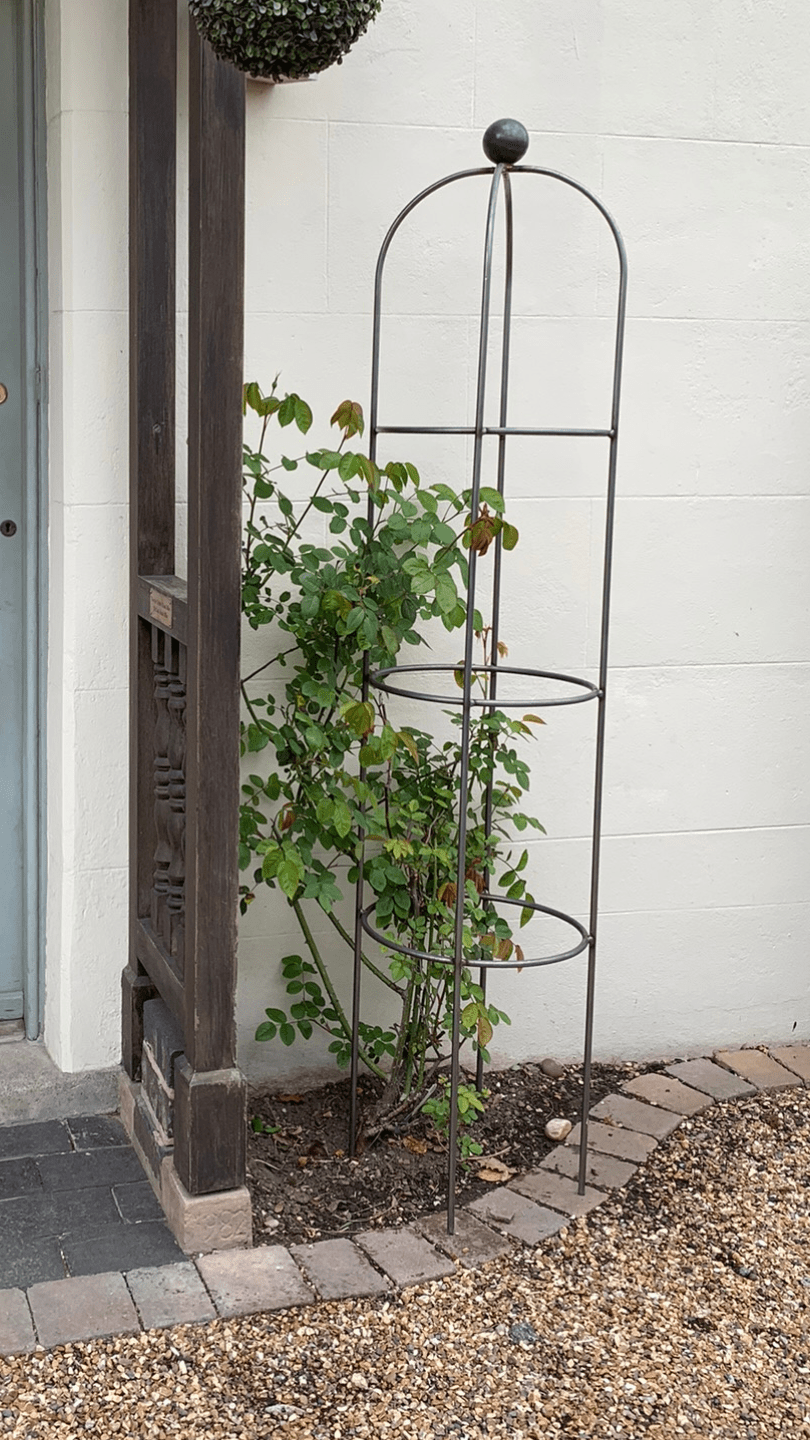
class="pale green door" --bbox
[0,0,27,1022]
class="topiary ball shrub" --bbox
[188,0,384,82]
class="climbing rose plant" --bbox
[239,380,545,1144]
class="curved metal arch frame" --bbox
[350,151,628,1231]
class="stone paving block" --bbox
[542,1144,637,1191]
[66,1115,129,1151]
[509,1168,605,1217]
[36,1146,145,1192]
[28,1271,140,1349]
[160,1158,253,1253]
[113,1180,165,1223]
[769,1045,810,1084]
[0,1288,36,1355]
[0,1236,66,1291]
[197,1245,314,1318]
[126,1262,216,1330]
[0,1186,122,1245]
[665,1057,756,1100]
[566,1120,657,1163]
[355,1226,455,1287]
[414,1209,509,1268]
[0,1121,71,1162]
[467,1187,566,1245]
[290,1239,390,1300]
[590,1093,682,1139]
[63,1220,184,1277]
[715,1048,800,1092]
[0,1156,44,1201]
[622,1073,709,1116]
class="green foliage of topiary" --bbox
[188,0,383,81]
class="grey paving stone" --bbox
[355,1227,455,1287]
[113,1180,165,1224]
[290,1239,390,1300]
[565,1120,657,1163]
[715,1048,800,1092]
[622,1073,709,1115]
[0,1156,43,1201]
[0,1185,122,1242]
[36,1146,144,1192]
[665,1057,756,1100]
[542,1144,637,1191]
[467,1187,566,1245]
[126,1262,216,1330]
[28,1271,140,1349]
[0,1121,71,1162]
[0,1237,66,1291]
[509,1168,605,1217]
[66,1115,129,1150]
[197,1246,314,1318]
[62,1221,184,1277]
[414,1210,509,1268]
[590,1093,682,1139]
[769,1045,810,1085]
[0,1288,36,1355]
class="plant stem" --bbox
[291,897,386,1080]
[325,911,404,996]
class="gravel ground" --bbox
[1,1086,808,1439]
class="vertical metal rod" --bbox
[577,236,628,1193]
[476,171,514,1094]
[447,165,504,1232]
[350,229,388,1156]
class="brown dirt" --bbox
[245,1057,650,1246]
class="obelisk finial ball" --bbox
[483,118,529,166]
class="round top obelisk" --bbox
[482,118,529,166]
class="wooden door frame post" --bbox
[125,0,247,1203]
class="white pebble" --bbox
[545,1117,572,1141]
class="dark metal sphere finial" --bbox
[482,118,529,166]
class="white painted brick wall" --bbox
[45,0,810,1077]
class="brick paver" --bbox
[769,1045,810,1084]
[62,1220,184,1278]
[0,1289,35,1354]
[27,1272,140,1348]
[715,1048,800,1092]
[126,1262,216,1330]
[467,1187,566,1245]
[0,1121,71,1162]
[590,1093,682,1139]
[622,1073,709,1115]
[290,1238,390,1300]
[665,1057,756,1100]
[542,1144,637,1191]
[197,1245,314,1318]
[356,1227,455,1287]
[416,1210,509,1267]
[566,1120,657,1163]
[509,1168,605,1217]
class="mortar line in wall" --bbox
[585,899,810,918]
[508,822,810,843]
[244,309,810,325]
[320,118,810,154]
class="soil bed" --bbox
[246,1056,650,1246]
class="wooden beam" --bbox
[127,0,178,1074]
[178,19,246,1192]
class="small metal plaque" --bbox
[149,588,173,629]
[0,383,8,405]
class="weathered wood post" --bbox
[123,0,249,1247]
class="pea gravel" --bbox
[1,1087,808,1439]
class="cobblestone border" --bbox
[1,1043,807,1355]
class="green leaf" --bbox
[279,1023,296,1047]
[281,455,298,472]
[312,495,333,513]
[294,396,313,434]
[461,1001,478,1031]
[501,522,519,550]
[333,799,352,839]
[255,1022,277,1041]
[477,486,505,513]
[277,394,296,427]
